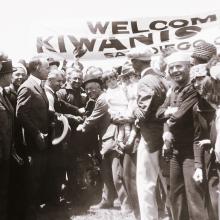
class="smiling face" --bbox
[67,71,83,89]
[193,76,207,95]
[85,81,102,100]
[168,61,190,85]
[11,67,27,88]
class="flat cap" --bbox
[127,48,153,61]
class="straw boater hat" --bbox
[191,41,217,62]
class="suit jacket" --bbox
[135,68,168,152]
[16,76,49,152]
[0,92,14,160]
[82,93,117,153]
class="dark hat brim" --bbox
[82,78,103,88]
[49,61,60,67]
[0,67,17,74]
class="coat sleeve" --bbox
[168,87,198,127]
[0,104,9,159]
[136,79,155,120]
[16,87,40,137]
[193,105,203,169]
[56,90,80,115]
[156,92,171,121]
[82,96,108,131]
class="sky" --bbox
[1,0,220,65]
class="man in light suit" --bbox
[0,58,15,220]
[128,48,168,220]
[77,72,131,213]
[16,57,50,220]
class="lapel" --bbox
[0,92,14,114]
[29,77,49,106]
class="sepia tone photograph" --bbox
[0,0,220,219]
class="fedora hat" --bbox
[0,60,16,75]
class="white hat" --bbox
[127,48,153,61]
[190,64,208,81]
[165,52,191,65]
[13,63,27,75]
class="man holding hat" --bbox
[0,56,15,220]
[128,47,168,220]
[16,57,50,220]
[76,71,131,213]
[157,52,209,220]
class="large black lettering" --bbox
[67,36,96,51]
[37,36,57,53]
[192,39,206,47]
[58,35,66,52]
[99,39,127,51]
[177,42,191,50]
[131,21,149,33]
[112,21,129,34]
[87,21,109,34]
[104,53,114,58]
[191,14,217,25]
[149,20,167,30]
[160,30,169,42]
[169,19,189,28]
[175,26,201,39]
[129,34,153,48]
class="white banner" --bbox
[29,11,220,61]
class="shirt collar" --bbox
[29,74,42,86]
[45,85,55,94]
[0,87,3,95]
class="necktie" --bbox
[40,80,46,89]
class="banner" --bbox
[30,11,220,61]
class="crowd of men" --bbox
[1,40,220,220]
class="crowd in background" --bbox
[0,41,220,220]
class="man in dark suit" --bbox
[16,57,50,220]
[0,58,15,220]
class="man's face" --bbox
[168,61,190,85]
[85,82,101,100]
[1,72,12,87]
[193,76,207,95]
[11,68,27,88]
[50,74,64,92]
[38,60,50,80]
[68,71,83,89]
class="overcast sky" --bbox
[1,0,220,61]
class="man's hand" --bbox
[78,107,86,115]
[35,132,47,151]
[76,124,85,132]
[134,108,144,120]
[193,168,203,183]
[73,116,84,123]
[164,107,178,117]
